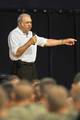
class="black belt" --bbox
[15,60,34,65]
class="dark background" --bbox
[0,0,80,9]
[0,0,80,88]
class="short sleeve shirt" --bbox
[8,27,47,62]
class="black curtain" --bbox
[0,9,80,88]
[48,10,76,88]
[0,0,80,8]
[0,10,18,73]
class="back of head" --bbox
[14,80,34,102]
[70,84,80,113]
[71,84,80,101]
[40,77,56,93]
[40,77,56,85]
[2,82,15,101]
[0,74,10,84]
[45,85,69,112]
[33,77,56,102]
[8,75,20,86]
[0,85,7,109]
[73,72,80,84]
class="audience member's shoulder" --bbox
[35,112,66,120]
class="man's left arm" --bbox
[44,38,77,47]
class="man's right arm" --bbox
[15,36,37,58]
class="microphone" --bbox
[32,32,36,45]
[32,32,36,36]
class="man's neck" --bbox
[18,26,28,34]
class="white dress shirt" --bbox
[8,27,47,62]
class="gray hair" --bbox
[17,13,31,24]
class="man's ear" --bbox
[21,22,24,27]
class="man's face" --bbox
[21,16,32,33]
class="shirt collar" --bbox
[17,27,29,35]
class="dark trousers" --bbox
[11,60,37,81]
